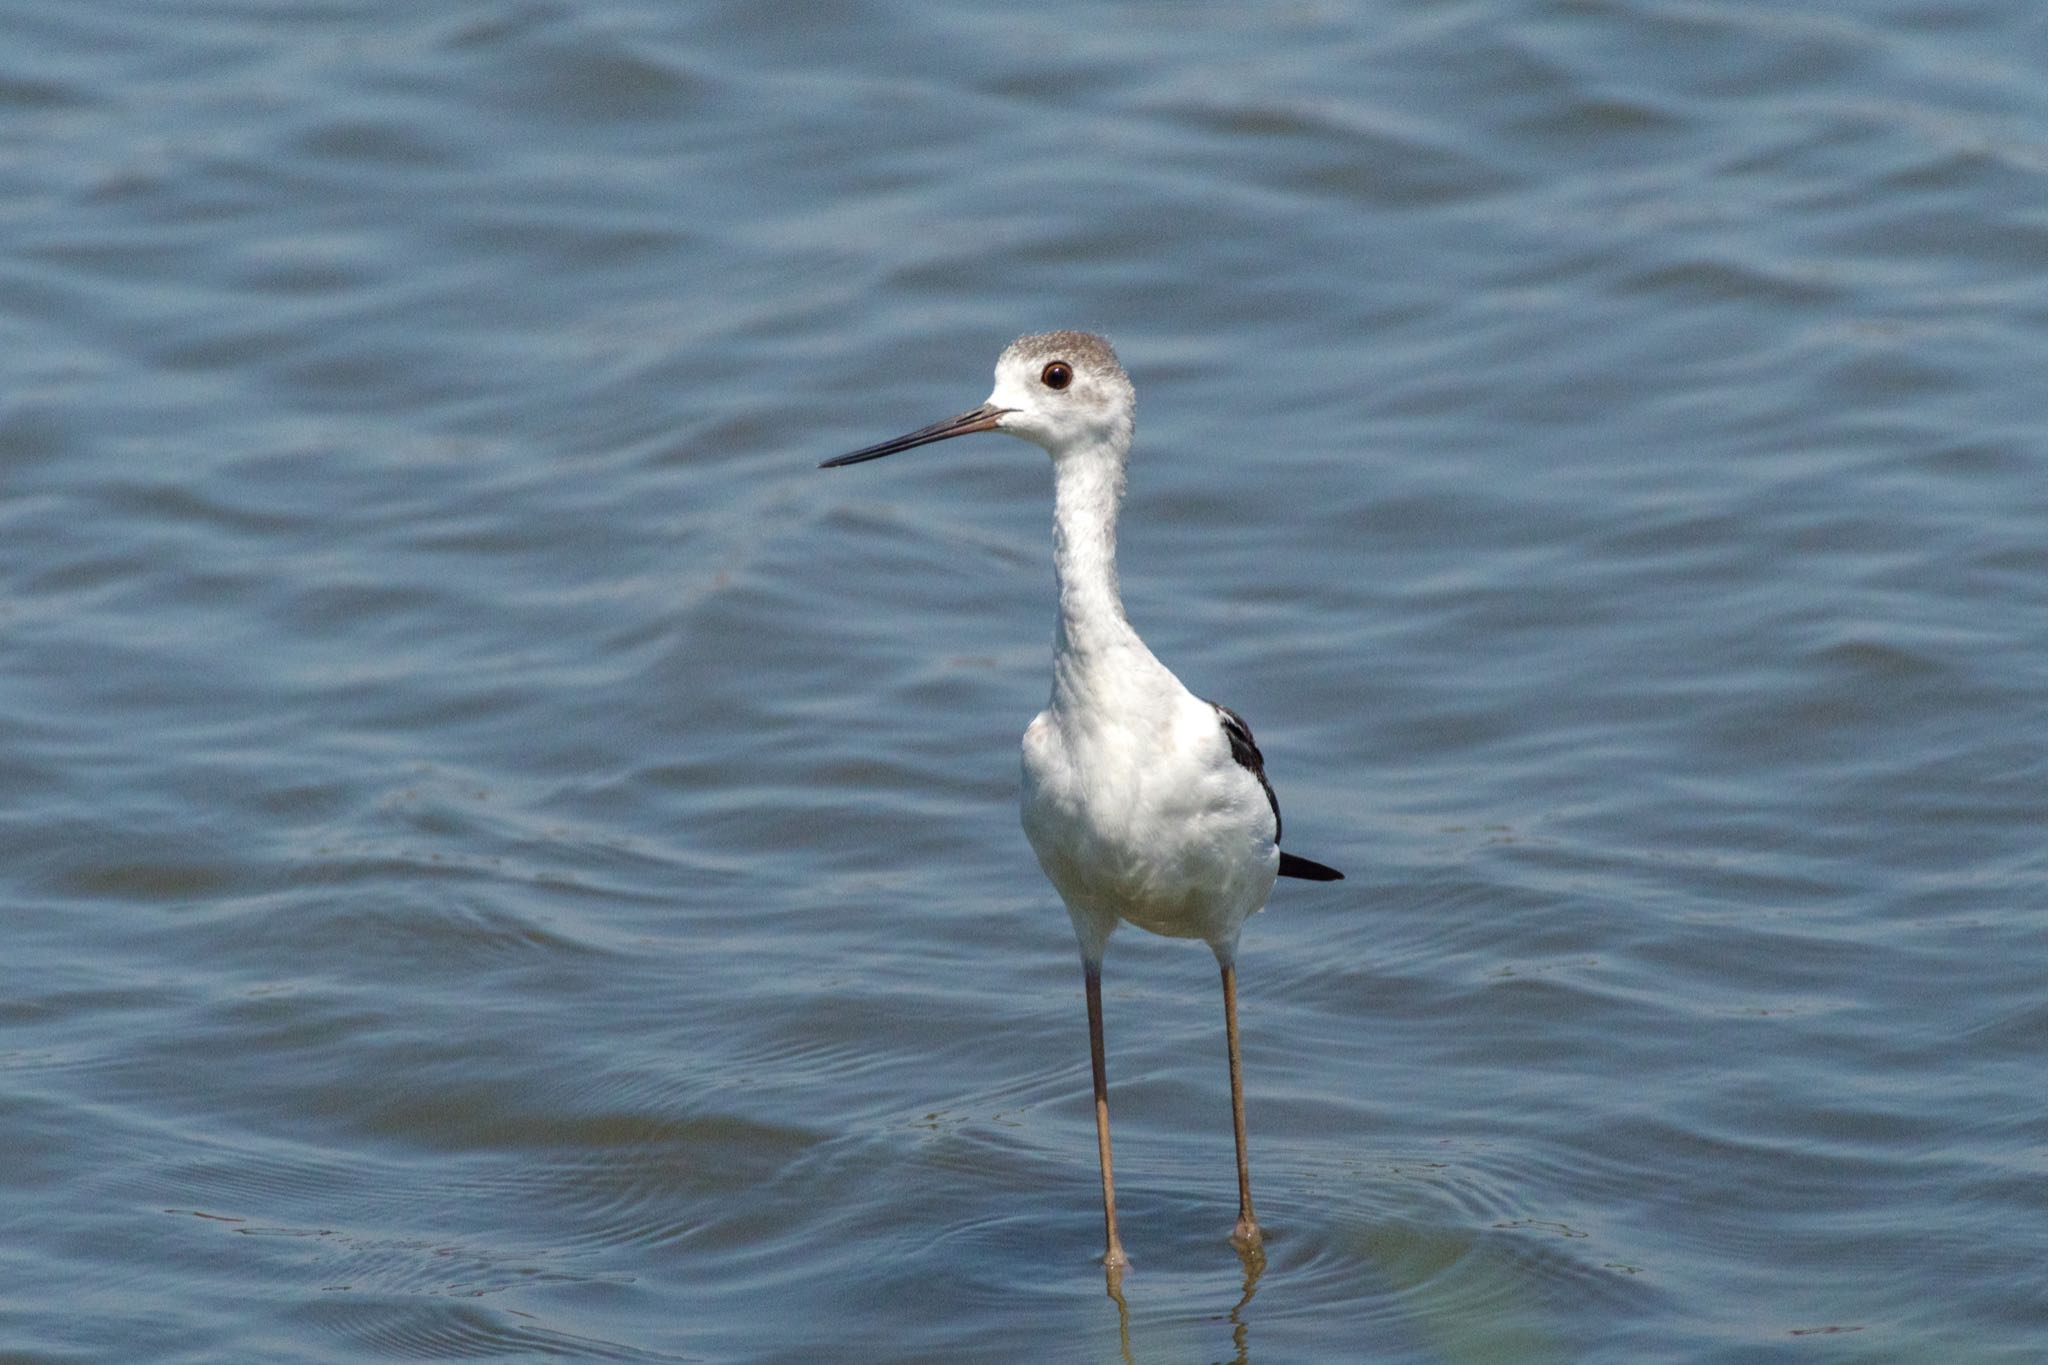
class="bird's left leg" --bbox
[1219,957,1262,1251]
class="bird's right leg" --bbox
[1084,964,1129,1273]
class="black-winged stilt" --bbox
[823,331,1342,1274]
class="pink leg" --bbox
[1222,961,1262,1251]
[1084,965,1129,1272]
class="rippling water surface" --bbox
[4,2,2045,1361]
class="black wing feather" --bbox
[1278,851,1344,881]
[1209,701,1344,881]
[1212,702,1280,841]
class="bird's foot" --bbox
[1101,1241,1130,1273]
[1230,1215,1264,1254]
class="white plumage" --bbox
[823,330,1340,1276]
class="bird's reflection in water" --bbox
[1226,1240,1266,1365]
[1105,1268,1133,1365]
[1102,1240,1267,1365]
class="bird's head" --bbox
[821,330,1134,470]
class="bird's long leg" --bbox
[1084,964,1129,1272]
[1221,961,1262,1251]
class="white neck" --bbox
[1048,442,1151,710]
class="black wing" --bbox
[1212,702,1279,840]
[1278,851,1344,881]
[1210,702,1344,881]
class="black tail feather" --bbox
[1278,852,1343,881]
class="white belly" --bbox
[1021,704,1278,955]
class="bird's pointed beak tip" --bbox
[819,404,1010,470]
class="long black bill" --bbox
[820,403,1011,468]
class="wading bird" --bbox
[821,331,1341,1273]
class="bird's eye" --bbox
[1041,361,1073,390]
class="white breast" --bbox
[1021,686,1279,958]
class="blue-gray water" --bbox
[4,2,2044,1361]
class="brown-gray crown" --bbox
[1003,330,1128,386]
